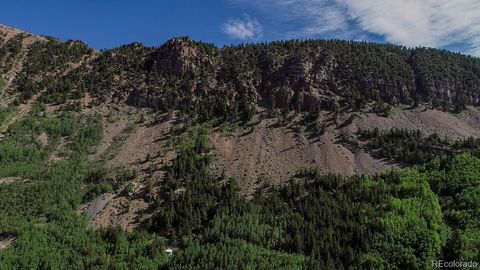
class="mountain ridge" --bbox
[2,24,480,118]
[2,23,480,184]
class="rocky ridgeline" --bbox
[139,38,480,115]
[1,25,480,117]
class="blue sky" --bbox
[2,0,480,56]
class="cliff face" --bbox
[409,49,480,109]
[137,39,479,116]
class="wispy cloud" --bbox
[232,0,354,39]
[222,14,263,40]
[233,0,480,56]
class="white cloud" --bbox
[233,0,480,56]
[222,15,263,40]
[338,0,480,56]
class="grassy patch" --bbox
[0,78,6,92]
[219,121,240,136]
[0,106,18,126]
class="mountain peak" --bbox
[147,36,216,75]
[165,36,194,45]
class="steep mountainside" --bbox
[3,24,480,118]
[1,25,480,269]
[3,24,480,184]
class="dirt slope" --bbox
[210,106,480,192]
[83,110,177,231]
[210,113,389,193]
[353,106,480,139]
